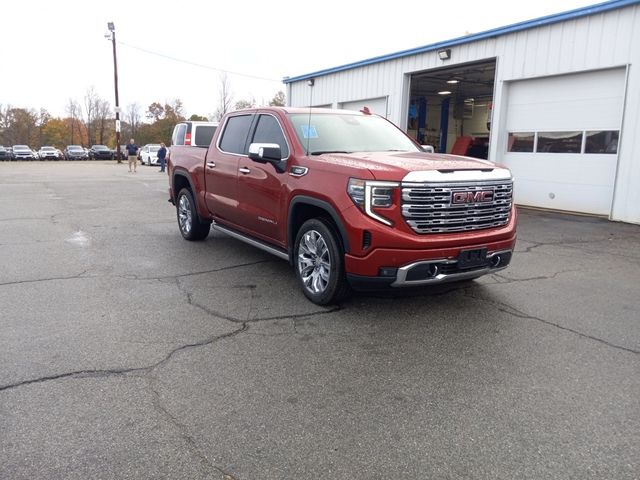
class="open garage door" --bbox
[340,97,388,117]
[503,68,625,216]
[408,59,496,158]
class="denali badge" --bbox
[452,190,494,204]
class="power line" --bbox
[118,41,283,83]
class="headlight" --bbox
[347,178,399,226]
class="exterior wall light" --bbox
[438,49,451,60]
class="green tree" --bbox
[189,114,208,121]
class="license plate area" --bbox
[458,248,487,269]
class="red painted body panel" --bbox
[169,107,517,283]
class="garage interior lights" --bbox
[438,90,452,95]
[447,79,459,84]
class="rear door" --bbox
[235,112,290,245]
[203,114,254,223]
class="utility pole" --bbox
[107,22,122,163]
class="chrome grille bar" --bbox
[402,180,513,234]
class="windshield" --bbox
[42,147,55,151]
[14,145,30,151]
[93,145,108,150]
[150,146,160,152]
[288,112,419,155]
[68,146,82,151]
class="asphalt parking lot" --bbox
[1,161,638,480]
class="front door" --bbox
[235,113,290,246]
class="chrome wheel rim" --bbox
[297,230,330,294]
[178,194,192,234]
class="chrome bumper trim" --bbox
[391,249,512,287]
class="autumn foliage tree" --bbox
[0,89,284,151]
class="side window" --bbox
[251,115,289,159]
[219,115,253,154]
[194,126,217,147]
[172,124,186,146]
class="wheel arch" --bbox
[288,196,350,264]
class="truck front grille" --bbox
[401,180,513,233]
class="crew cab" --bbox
[168,107,516,305]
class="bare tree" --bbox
[66,99,82,145]
[124,102,142,140]
[213,73,233,120]
[95,99,112,145]
[84,87,99,145]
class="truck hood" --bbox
[317,151,503,181]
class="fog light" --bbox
[379,267,398,278]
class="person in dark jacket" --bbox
[125,139,139,173]
[157,143,167,173]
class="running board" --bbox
[213,224,289,261]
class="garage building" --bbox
[284,0,640,224]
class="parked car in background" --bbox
[0,146,12,160]
[139,144,162,165]
[89,145,114,160]
[64,145,88,160]
[12,145,36,160]
[38,146,63,160]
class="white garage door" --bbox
[502,68,625,215]
[340,97,388,117]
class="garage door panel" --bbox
[507,97,623,131]
[514,179,614,216]
[506,155,617,186]
[503,67,624,216]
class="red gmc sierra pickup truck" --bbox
[167,107,516,305]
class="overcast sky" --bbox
[2,0,599,119]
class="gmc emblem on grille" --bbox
[452,190,494,204]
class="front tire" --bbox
[294,218,350,305]
[176,188,210,241]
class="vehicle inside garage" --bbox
[407,59,496,158]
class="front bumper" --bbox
[347,249,513,290]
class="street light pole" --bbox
[107,22,122,163]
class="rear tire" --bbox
[176,188,210,241]
[294,218,350,305]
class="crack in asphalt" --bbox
[0,260,270,287]
[109,260,273,281]
[0,324,247,393]
[147,378,237,480]
[489,269,578,284]
[0,271,89,287]
[464,288,640,355]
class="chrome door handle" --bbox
[206,161,216,168]
[239,167,251,174]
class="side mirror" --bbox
[248,143,282,162]
[248,143,286,173]
[421,145,435,153]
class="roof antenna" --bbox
[306,78,315,155]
